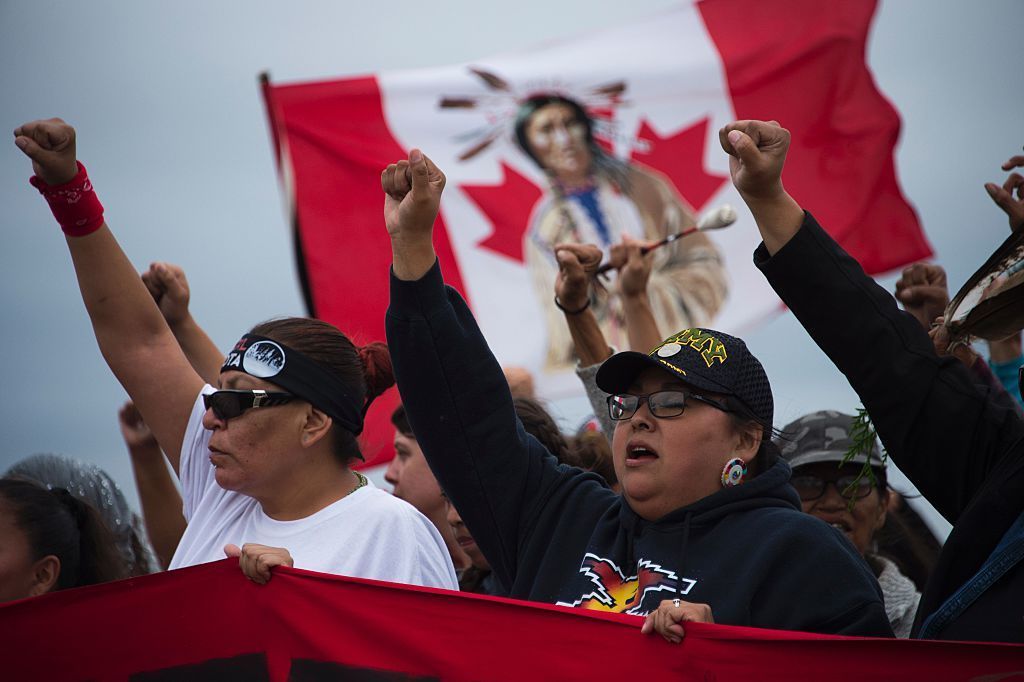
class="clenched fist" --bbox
[142,262,192,327]
[894,262,949,330]
[718,120,791,202]
[14,118,79,185]
[553,242,602,312]
[382,149,446,241]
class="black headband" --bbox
[221,334,364,435]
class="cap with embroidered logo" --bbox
[595,328,773,426]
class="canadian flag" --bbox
[261,0,930,465]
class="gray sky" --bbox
[2,0,1022,541]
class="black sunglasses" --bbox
[790,473,876,502]
[607,390,730,421]
[203,389,295,421]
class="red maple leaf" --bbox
[461,162,543,263]
[630,117,729,213]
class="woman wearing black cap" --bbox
[381,148,892,638]
[14,118,457,590]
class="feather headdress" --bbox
[439,67,635,161]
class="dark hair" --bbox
[566,431,619,488]
[6,453,156,576]
[458,565,493,594]
[0,479,126,592]
[513,94,631,190]
[873,493,939,591]
[725,397,779,478]
[391,403,414,439]
[393,399,571,464]
[250,318,395,462]
[513,397,571,464]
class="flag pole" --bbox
[259,71,318,317]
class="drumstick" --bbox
[594,204,736,275]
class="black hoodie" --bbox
[387,261,892,636]
[757,213,1024,641]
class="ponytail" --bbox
[357,341,395,412]
[51,488,125,588]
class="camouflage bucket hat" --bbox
[776,410,885,470]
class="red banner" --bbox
[2,560,1021,681]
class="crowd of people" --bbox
[5,114,1024,646]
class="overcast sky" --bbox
[2,0,1022,541]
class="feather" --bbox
[458,130,503,161]
[589,81,627,98]
[469,67,512,92]
[945,229,1024,341]
[440,97,479,109]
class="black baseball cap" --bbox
[595,328,773,426]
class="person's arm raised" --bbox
[553,243,613,367]
[551,243,617,438]
[385,150,609,590]
[984,150,1024,233]
[611,234,664,353]
[15,119,202,473]
[141,261,223,384]
[718,120,804,254]
[119,401,186,569]
[383,149,446,281]
[894,262,950,331]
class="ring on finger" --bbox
[673,599,681,608]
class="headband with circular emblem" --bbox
[220,334,364,434]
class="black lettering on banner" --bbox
[130,653,270,682]
[127,654,440,682]
[289,659,440,682]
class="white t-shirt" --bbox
[168,386,458,590]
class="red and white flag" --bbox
[262,0,931,465]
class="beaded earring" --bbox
[721,457,747,487]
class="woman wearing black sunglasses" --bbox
[15,119,457,590]
[380,147,892,641]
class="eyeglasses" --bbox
[607,390,730,421]
[203,389,295,421]
[790,473,876,502]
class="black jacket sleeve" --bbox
[755,213,1024,524]
[386,261,592,589]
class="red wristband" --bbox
[29,161,105,237]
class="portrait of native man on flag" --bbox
[442,73,727,370]
[262,0,930,454]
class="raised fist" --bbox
[894,262,949,330]
[13,118,79,185]
[381,149,446,241]
[553,242,602,313]
[142,262,192,327]
[611,234,656,299]
[718,120,791,202]
[118,401,158,452]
